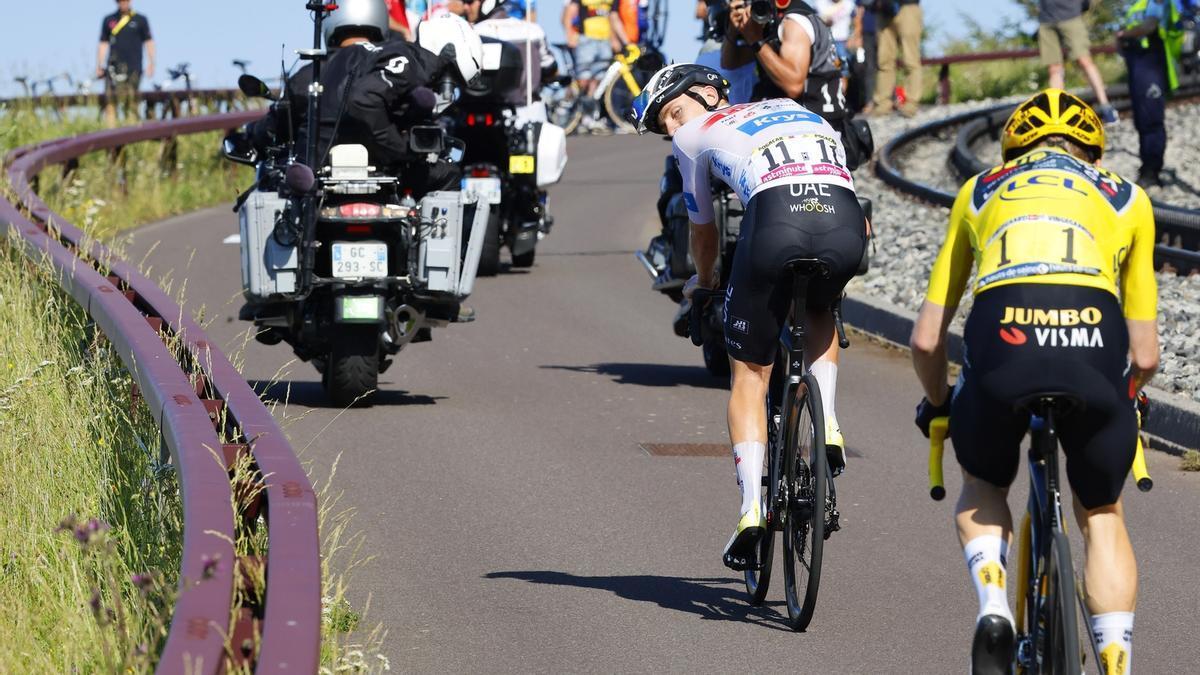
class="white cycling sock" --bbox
[808,359,838,428]
[964,535,1013,624]
[1092,612,1134,675]
[732,441,766,517]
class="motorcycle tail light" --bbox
[344,224,372,234]
[470,167,492,178]
[338,203,382,219]
[466,113,495,127]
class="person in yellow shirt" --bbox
[562,0,629,131]
[910,89,1159,674]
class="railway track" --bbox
[875,82,1200,274]
[1,112,321,673]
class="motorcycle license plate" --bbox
[331,241,388,279]
[509,155,535,175]
[465,176,502,204]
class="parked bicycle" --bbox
[928,395,1154,673]
[690,260,849,632]
[543,42,663,135]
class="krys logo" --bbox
[737,110,822,134]
[999,306,1105,348]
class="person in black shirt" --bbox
[96,0,154,125]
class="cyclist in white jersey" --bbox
[633,64,868,569]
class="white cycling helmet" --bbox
[417,15,484,85]
[323,0,390,46]
[631,64,730,135]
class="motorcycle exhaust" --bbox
[634,250,660,280]
[383,304,424,350]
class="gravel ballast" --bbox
[847,101,1200,401]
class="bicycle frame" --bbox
[593,44,643,101]
[767,272,813,528]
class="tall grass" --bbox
[0,242,182,671]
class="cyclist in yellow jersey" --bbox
[910,90,1159,675]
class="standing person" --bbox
[631,65,867,569]
[911,89,1158,674]
[871,0,921,117]
[694,0,757,103]
[1038,0,1118,123]
[386,0,414,39]
[563,0,629,133]
[848,0,878,113]
[817,0,855,78]
[96,0,154,126]
[1118,0,1185,187]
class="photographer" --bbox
[719,0,847,127]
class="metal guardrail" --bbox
[2,110,321,673]
[924,46,1119,104]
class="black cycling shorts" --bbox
[722,184,865,366]
[951,284,1138,510]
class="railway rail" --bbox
[875,81,1200,275]
[1,111,321,673]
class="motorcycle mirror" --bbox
[222,132,258,166]
[285,163,316,194]
[238,74,276,101]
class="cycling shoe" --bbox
[971,614,1015,675]
[825,418,846,477]
[722,505,766,571]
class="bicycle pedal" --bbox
[723,553,759,572]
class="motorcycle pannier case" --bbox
[418,190,490,298]
[536,122,567,187]
[238,191,299,301]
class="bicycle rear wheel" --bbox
[782,374,827,631]
[1044,531,1082,675]
[545,82,584,135]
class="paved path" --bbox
[126,134,1200,673]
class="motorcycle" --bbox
[448,37,567,276]
[636,156,872,378]
[223,74,489,407]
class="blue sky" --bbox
[2,1,1029,97]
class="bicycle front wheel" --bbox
[603,70,640,133]
[1044,530,1082,675]
[782,373,827,631]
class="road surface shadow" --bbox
[250,380,445,408]
[540,363,728,390]
[485,570,790,631]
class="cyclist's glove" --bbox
[915,386,955,439]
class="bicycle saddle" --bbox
[784,258,831,278]
[1013,392,1085,418]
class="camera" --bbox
[704,0,782,42]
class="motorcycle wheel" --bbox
[324,325,380,408]
[702,335,731,378]
[477,211,502,277]
[511,247,535,268]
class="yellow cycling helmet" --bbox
[1001,89,1105,162]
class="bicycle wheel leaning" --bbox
[603,73,639,134]
[1043,531,1082,675]
[545,81,584,135]
[782,373,827,631]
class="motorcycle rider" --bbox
[251,0,482,196]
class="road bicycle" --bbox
[690,260,849,631]
[928,395,1154,673]
[543,43,661,135]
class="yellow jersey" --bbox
[575,0,614,41]
[925,147,1158,321]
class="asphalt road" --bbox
[126,134,1200,673]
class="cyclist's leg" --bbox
[1051,289,1138,672]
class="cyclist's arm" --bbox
[911,182,975,405]
[677,140,718,288]
[754,15,813,100]
[1122,191,1160,388]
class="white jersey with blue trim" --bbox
[672,99,854,224]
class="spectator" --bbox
[1038,0,1118,122]
[871,0,921,117]
[817,0,856,77]
[96,0,154,126]
[848,0,878,113]
[563,0,629,132]
[1117,0,1186,186]
[693,0,756,104]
